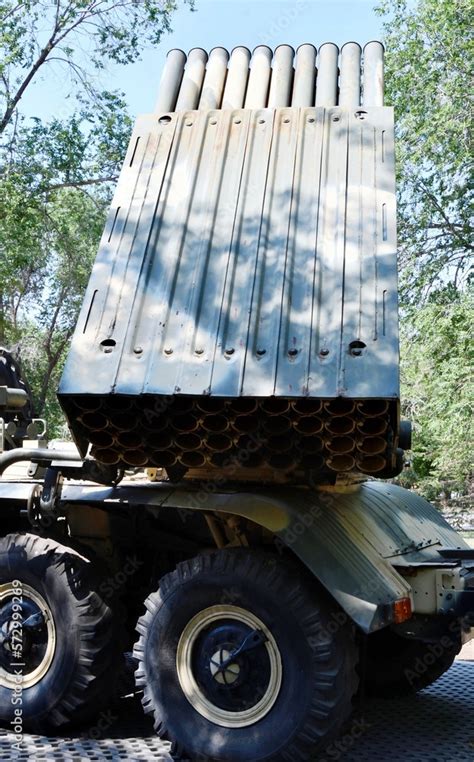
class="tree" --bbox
[3,187,107,434]
[399,288,473,496]
[376,0,472,306]
[0,97,131,337]
[0,1,192,431]
[0,1,191,135]
[377,0,473,498]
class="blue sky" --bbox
[23,0,385,120]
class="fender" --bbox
[56,479,469,633]
[159,480,418,633]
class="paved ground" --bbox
[1,645,473,762]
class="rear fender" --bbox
[59,479,470,635]
[161,481,416,633]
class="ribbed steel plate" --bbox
[60,105,398,401]
[1,661,472,761]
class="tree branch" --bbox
[45,176,118,191]
[0,3,23,22]
[0,0,132,134]
[0,31,59,135]
[416,180,474,251]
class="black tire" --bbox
[134,550,358,762]
[0,532,124,730]
[365,627,461,697]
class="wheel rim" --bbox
[176,604,282,728]
[0,582,56,689]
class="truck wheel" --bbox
[134,549,358,761]
[0,533,123,730]
[365,627,461,697]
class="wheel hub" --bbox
[176,604,282,728]
[0,583,56,689]
[210,648,241,684]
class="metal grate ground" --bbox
[1,660,473,761]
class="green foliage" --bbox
[0,0,191,433]
[377,0,473,499]
[0,1,193,133]
[400,288,473,493]
[2,187,107,419]
[376,0,472,306]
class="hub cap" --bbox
[176,604,282,727]
[209,648,241,684]
[0,583,56,689]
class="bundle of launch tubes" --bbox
[155,41,384,112]
[66,395,398,479]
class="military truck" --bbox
[0,348,38,451]
[0,42,473,761]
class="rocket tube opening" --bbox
[294,416,323,435]
[93,447,120,465]
[325,417,356,435]
[230,399,259,415]
[205,433,233,452]
[357,418,388,436]
[197,398,227,414]
[179,450,207,468]
[263,416,292,435]
[151,450,177,468]
[175,432,201,451]
[326,454,356,472]
[357,436,387,455]
[146,430,173,450]
[357,400,389,418]
[206,434,232,452]
[142,412,168,432]
[326,436,355,454]
[324,399,356,417]
[261,398,291,416]
[122,450,148,467]
[110,412,137,432]
[357,454,386,473]
[233,414,260,434]
[89,430,114,448]
[170,414,200,433]
[202,414,229,433]
[291,399,322,415]
[80,411,108,431]
[117,430,143,449]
